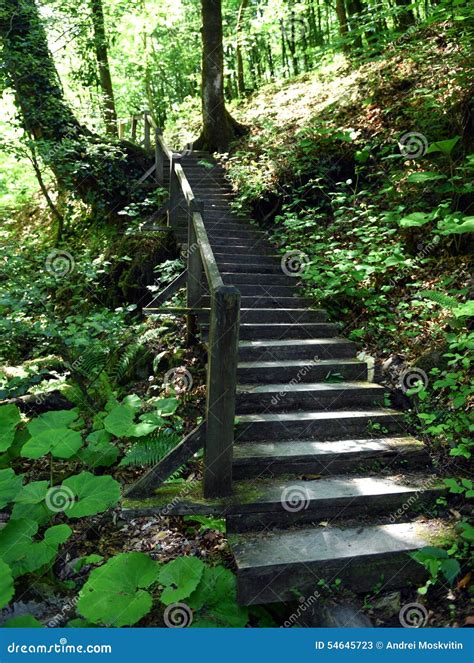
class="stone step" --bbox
[207,244,275,255]
[232,436,429,479]
[213,252,280,265]
[216,262,283,274]
[226,473,443,532]
[206,223,258,234]
[235,408,407,441]
[222,273,295,285]
[221,308,328,324]
[237,358,367,383]
[231,285,301,297]
[202,295,314,309]
[202,322,339,340]
[235,381,385,413]
[229,520,448,604]
[238,338,357,362]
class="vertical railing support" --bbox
[155,128,164,185]
[168,154,182,228]
[203,286,240,498]
[186,201,204,345]
[131,116,138,141]
[143,110,151,151]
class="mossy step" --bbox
[232,436,429,479]
[229,519,452,605]
[202,322,339,341]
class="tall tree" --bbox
[235,0,249,96]
[335,0,350,53]
[0,0,146,212]
[90,0,117,135]
[195,0,246,152]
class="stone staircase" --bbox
[124,151,448,609]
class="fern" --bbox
[71,345,109,378]
[109,328,163,385]
[119,431,180,467]
[418,290,459,310]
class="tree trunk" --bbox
[346,0,363,50]
[335,0,350,53]
[236,0,249,96]
[90,0,118,136]
[0,0,147,213]
[195,0,246,152]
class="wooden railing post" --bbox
[204,285,240,498]
[186,201,204,344]
[118,120,125,139]
[143,111,151,151]
[131,116,138,141]
[168,155,182,228]
[155,128,164,185]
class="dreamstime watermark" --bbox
[388,472,437,523]
[282,589,321,627]
[45,486,75,513]
[281,250,309,277]
[47,597,79,628]
[281,485,311,513]
[164,367,193,393]
[45,250,75,278]
[161,480,199,517]
[270,354,319,406]
[398,132,428,159]
[163,602,193,628]
[399,367,429,394]
[399,602,428,628]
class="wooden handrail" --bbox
[119,114,240,498]
[117,111,167,186]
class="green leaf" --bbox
[77,552,160,626]
[399,212,432,228]
[0,559,14,609]
[61,472,121,518]
[187,566,248,627]
[0,469,23,509]
[0,615,43,627]
[158,557,204,605]
[14,525,72,577]
[426,136,461,156]
[0,404,21,453]
[407,172,445,183]
[27,409,78,436]
[77,430,119,468]
[104,404,158,438]
[13,480,49,504]
[440,558,460,584]
[21,428,83,459]
[73,554,104,572]
[0,519,38,572]
[153,397,179,416]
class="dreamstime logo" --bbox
[399,602,428,628]
[399,367,428,394]
[164,367,193,393]
[45,250,75,277]
[281,485,311,512]
[163,602,193,628]
[281,250,309,277]
[398,132,428,159]
[281,13,310,42]
[45,486,75,513]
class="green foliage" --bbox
[0,558,14,609]
[0,404,21,453]
[119,431,181,467]
[159,557,204,605]
[77,552,161,627]
[411,546,461,595]
[22,409,82,459]
[61,472,121,519]
[0,469,23,509]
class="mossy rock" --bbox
[105,229,177,306]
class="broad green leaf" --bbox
[0,469,23,509]
[453,301,474,318]
[0,615,43,627]
[61,472,121,518]
[441,218,474,235]
[77,430,119,468]
[27,409,78,436]
[399,212,432,228]
[159,557,204,605]
[0,405,21,453]
[426,136,461,155]
[104,404,158,438]
[13,480,49,504]
[153,397,179,416]
[0,559,14,609]
[73,554,104,572]
[187,566,248,627]
[77,552,160,626]
[0,519,38,576]
[21,428,83,459]
[12,525,72,578]
[440,558,460,584]
[407,172,445,183]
